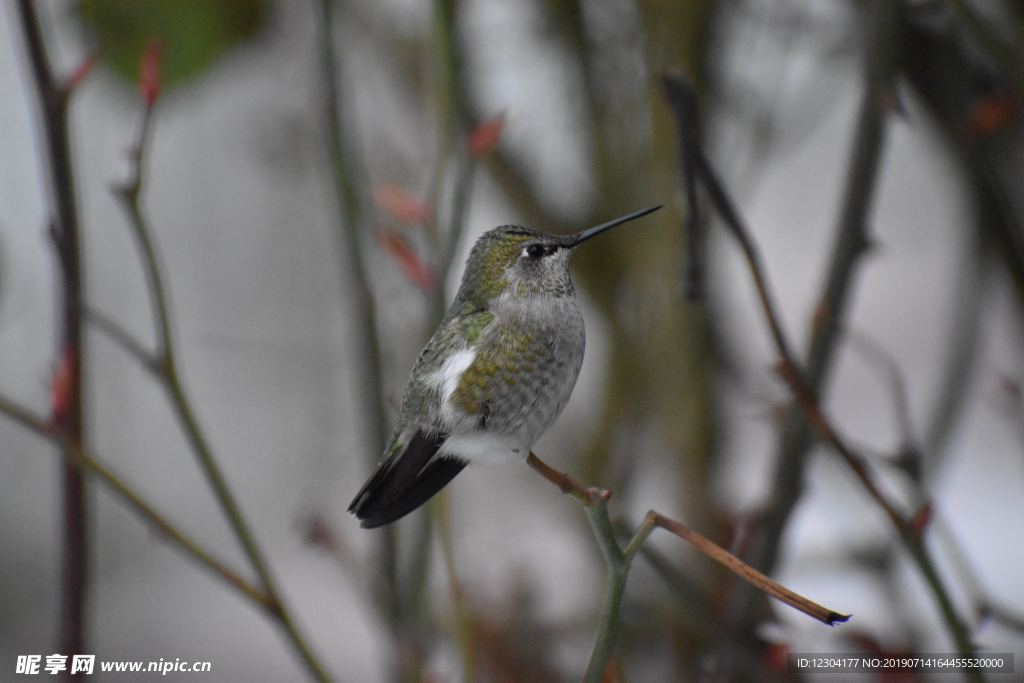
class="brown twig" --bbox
[526,452,607,505]
[662,70,908,531]
[528,452,844,625]
[14,3,89,668]
[527,451,846,679]
[661,19,980,668]
[644,512,848,626]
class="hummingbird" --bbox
[349,205,662,528]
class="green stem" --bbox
[434,492,476,682]
[406,7,481,670]
[314,0,389,455]
[429,0,477,321]
[581,506,659,682]
[906,536,977,671]
[528,452,845,679]
[161,371,330,682]
[582,501,630,683]
[313,0,403,672]
[114,106,331,683]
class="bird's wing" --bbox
[347,429,465,528]
[347,308,495,528]
[399,308,496,424]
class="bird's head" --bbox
[452,206,662,311]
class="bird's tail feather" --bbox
[348,430,466,528]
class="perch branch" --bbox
[527,451,847,680]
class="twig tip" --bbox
[826,612,852,626]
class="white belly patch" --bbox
[438,431,528,464]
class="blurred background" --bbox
[1,0,1023,681]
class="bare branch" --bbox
[526,450,846,680]
[0,394,269,609]
[646,512,848,626]
[106,57,331,683]
[662,38,981,670]
[14,0,90,661]
[527,452,608,506]
[85,306,161,375]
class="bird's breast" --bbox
[438,297,585,455]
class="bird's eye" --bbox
[524,244,555,259]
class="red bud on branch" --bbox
[908,503,933,540]
[378,229,434,291]
[65,55,97,93]
[467,112,506,157]
[140,39,163,107]
[374,183,431,225]
[966,90,1017,140]
[49,346,77,426]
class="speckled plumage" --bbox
[349,207,661,528]
[390,228,584,461]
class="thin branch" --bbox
[697,108,986,668]
[644,512,847,626]
[842,335,1024,640]
[948,0,1024,101]
[526,452,606,506]
[14,2,89,666]
[580,499,630,683]
[431,0,476,298]
[405,7,486,676]
[661,6,981,667]
[433,492,477,681]
[923,232,987,470]
[109,83,331,683]
[935,518,1024,636]
[846,330,923,479]
[0,395,268,608]
[663,67,706,300]
[847,332,916,448]
[663,69,908,531]
[112,107,170,359]
[622,528,728,629]
[528,452,643,680]
[313,0,403,653]
[527,451,846,681]
[84,307,160,374]
[314,0,389,456]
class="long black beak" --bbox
[568,205,663,247]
